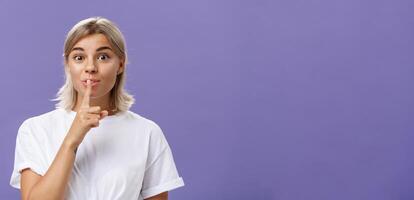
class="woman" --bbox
[10,17,185,200]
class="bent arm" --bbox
[145,192,168,200]
[21,138,77,200]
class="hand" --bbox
[66,80,108,148]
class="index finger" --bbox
[81,79,92,108]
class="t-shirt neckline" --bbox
[62,108,127,123]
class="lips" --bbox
[81,79,100,87]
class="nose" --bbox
[84,58,98,73]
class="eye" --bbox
[72,55,84,61]
[97,54,110,61]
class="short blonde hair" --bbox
[53,17,135,112]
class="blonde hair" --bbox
[53,17,135,112]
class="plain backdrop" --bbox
[0,0,413,199]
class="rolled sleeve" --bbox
[10,119,46,189]
[140,122,185,198]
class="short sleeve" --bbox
[140,122,185,199]
[10,119,46,189]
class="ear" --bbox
[118,60,124,75]
[64,63,69,73]
[64,57,70,72]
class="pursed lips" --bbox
[81,79,100,86]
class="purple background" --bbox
[1,0,413,199]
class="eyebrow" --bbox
[71,46,113,52]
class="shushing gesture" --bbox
[66,80,108,149]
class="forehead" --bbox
[72,33,111,49]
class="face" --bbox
[66,33,123,100]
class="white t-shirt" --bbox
[10,108,184,200]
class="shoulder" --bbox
[123,110,164,135]
[125,111,170,155]
[18,109,67,133]
[126,111,166,142]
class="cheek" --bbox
[99,67,119,91]
[67,67,82,90]
[103,73,118,89]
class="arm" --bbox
[20,80,107,200]
[21,140,77,200]
[145,192,168,200]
